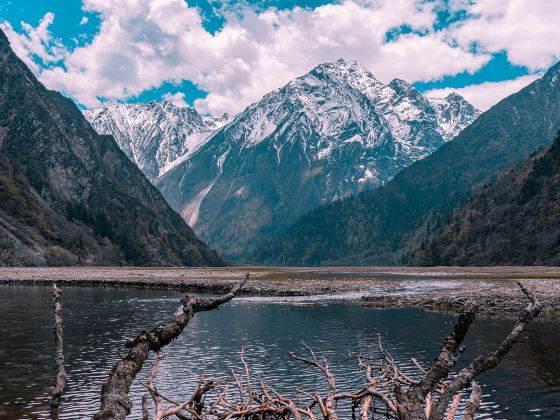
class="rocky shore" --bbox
[1,266,559,317]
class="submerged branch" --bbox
[89,279,540,420]
[93,274,249,420]
[50,283,66,420]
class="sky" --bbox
[0,0,558,115]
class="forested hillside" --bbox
[0,29,223,267]
[414,132,560,266]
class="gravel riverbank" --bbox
[1,266,559,317]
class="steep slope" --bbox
[0,29,223,266]
[155,59,479,259]
[256,62,560,266]
[414,132,560,266]
[84,102,229,181]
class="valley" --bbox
[86,60,480,260]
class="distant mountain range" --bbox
[0,29,223,267]
[256,61,560,265]
[86,59,480,259]
[84,102,230,181]
[4,20,559,267]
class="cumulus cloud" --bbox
[163,92,189,108]
[2,0,558,115]
[425,74,540,111]
[453,0,560,70]
[0,12,67,73]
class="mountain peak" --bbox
[543,61,560,87]
[316,58,362,70]
[310,59,381,85]
[445,92,464,101]
[84,100,220,180]
[389,78,415,94]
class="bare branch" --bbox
[462,382,481,420]
[94,274,248,419]
[50,283,66,420]
[445,395,460,420]
[141,395,149,420]
[429,283,542,420]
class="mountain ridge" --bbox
[255,61,560,265]
[84,101,229,181]
[92,59,478,260]
[414,131,560,266]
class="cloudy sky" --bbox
[1,0,558,115]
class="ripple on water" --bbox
[0,285,558,419]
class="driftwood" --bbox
[93,274,249,419]
[461,382,481,420]
[50,283,67,420]
[427,282,541,420]
[138,282,541,420]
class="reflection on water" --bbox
[0,285,559,419]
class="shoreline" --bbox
[1,266,560,317]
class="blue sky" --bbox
[0,1,558,113]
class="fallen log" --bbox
[93,273,248,419]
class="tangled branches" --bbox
[138,282,541,420]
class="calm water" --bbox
[0,285,559,419]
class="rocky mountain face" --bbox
[0,29,223,266]
[256,62,560,266]
[84,102,229,181]
[149,59,479,259]
[414,131,560,266]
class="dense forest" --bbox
[414,132,560,265]
[255,62,560,266]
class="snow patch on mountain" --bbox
[182,181,216,228]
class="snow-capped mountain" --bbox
[429,92,481,141]
[152,59,480,259]
[84,101,229,181]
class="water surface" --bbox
[0,285,558,419]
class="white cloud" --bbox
[2,0,558,115]
[452,0,560,70]
[0,12,67,73]
[80,17,89,26]
[163,92,189,108]
[425,74,540,111]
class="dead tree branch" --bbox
[428,282,542,420]
[462,382,481,420]
[289,343,338,419]
[94,280,540,420]
[50,283,67,420]
[395,304,476,419]
[93,274,249,420]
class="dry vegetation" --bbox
[43,276,543,419]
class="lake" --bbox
[0,284,559,419]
